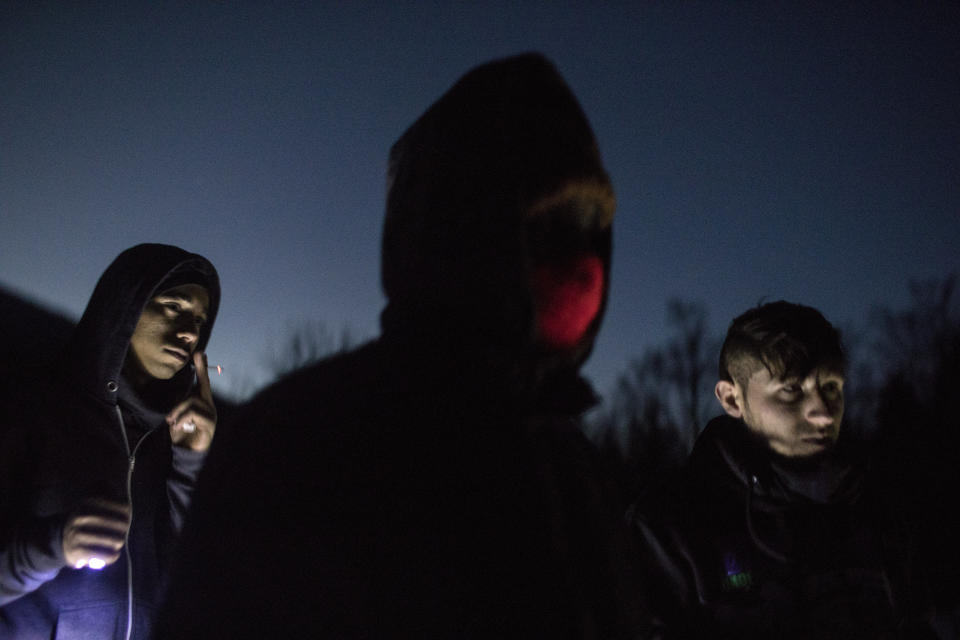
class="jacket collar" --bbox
[691,415,866,505]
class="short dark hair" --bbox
[718,301,845,387]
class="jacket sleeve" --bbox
[166,446,207,534]
[0,407,67,605]
[0,516,65,605]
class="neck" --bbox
[121,357,154,391]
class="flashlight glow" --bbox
[75,557,106,570]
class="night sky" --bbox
[2,1,958,401]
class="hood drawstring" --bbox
[745,473,789,564]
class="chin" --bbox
[148,364,182,381]
[795,444,835,459]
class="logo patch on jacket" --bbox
[721,552,754,592]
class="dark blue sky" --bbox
[2,1,958,400]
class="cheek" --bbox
[747,399,802,435]
[531,255,605,348]
[131,317,168,349]
[832,398,845,422]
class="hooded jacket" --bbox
[157,53,644,639]
[630,415,936,639]
[0,243,220,639]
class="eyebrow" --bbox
[155,293,208,316]
[817,371,845,381]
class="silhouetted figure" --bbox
[629,302,939,638]
[157,53,644,638]
[0,244,220,639]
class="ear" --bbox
[715,380,743,419]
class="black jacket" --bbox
[0,244,220,639]
[629,415,936,639]
[157,53,644,639]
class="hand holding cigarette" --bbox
[167,352,217,452]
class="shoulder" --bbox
[204,341,387,477]
[627,420,753,557]
[234,340,384,427]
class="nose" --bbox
[804,389,835,429]
[175,317,201,345]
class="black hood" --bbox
[62,243,220,406]
[380,53,614,389]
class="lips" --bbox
[163,347,189,363]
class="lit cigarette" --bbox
[216,364,223,375]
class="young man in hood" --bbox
[629,301,937,638]
[0,243,220,639]
[156,53,644,639]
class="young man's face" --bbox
[127,283,210,382]
[715,365,845,458]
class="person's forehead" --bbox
[749,364,844,385]
[746,366,777,386]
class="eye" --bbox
[820,380,844,397]
[163,302,182,314]
[777,383,802,400]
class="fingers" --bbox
[167,398,215,430]
[75,497,131,522]
[167,391,217,452]
[168,413,216,452]
[63,499,131,570]
[67,528,125,567]
[193,351,213,404]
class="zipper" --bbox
[744,473,789,564]
[114,404,139,640]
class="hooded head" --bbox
[64,244,220,406]
[381,53,614,382]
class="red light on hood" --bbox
[532,254,604,349]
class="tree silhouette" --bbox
[591,299,719,498]
[662,300,716,446]
[265,318,357,378]
[872,276,958,413]
[866,275,960,609]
